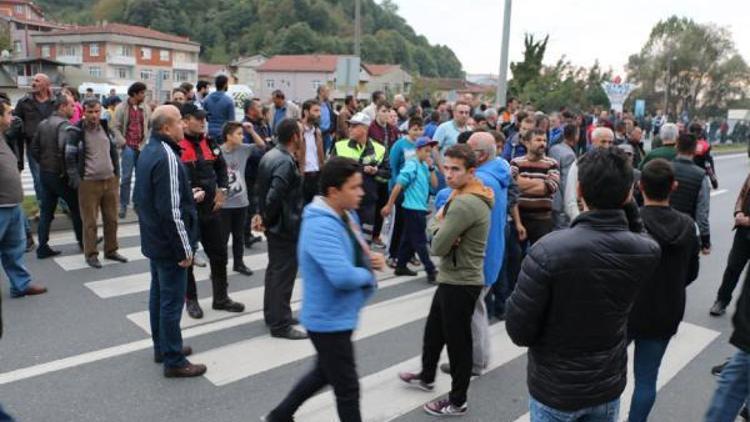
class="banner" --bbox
[635,99,646,118]
[601,80,636,114]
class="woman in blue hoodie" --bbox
[265,157,386,422]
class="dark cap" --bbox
[179,102,207,119]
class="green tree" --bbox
[509,34,548,93]
[272,22,320,54]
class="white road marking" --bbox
[48,223,141,247]
[710,189,728,197]
[714,153,746,161]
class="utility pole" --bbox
[496,0,512,109]
[354,0,361,58]
[664,56,674,114]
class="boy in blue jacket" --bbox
[265,157,386,422]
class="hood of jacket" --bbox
[204,90,229,105]
[477,157,511,189]
[641,205,695,247]
[448,176,494,209]
[303,196,364,240]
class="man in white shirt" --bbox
[298,99,324,204]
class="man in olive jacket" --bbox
[398,144,493,417]
[506,148,661,421]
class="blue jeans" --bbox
[322,133,333,155]
[487,223,521,318]
[705,349,750,422]
[0,205,32,295]
[120,145,139,210]
[629,338,670,422]
[148,259,189,369]
[530,396,619,422]
[26,147,42,201]
[0,403,14,421]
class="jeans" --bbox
[716,228,750,306]
[705,350,750,422]
[220,207,247,264]
[523,217,555,248]
[487,222,521,318]
[421,284,482,407]
[38,171,82,248]
[0,205,31,295]
[26,146,42,201]
[387,195,405,258]
[396,208,435,274]
[628,338,670,422]
[148,259,189,369]
[322,133,333,155]
[0,403,14,421]
[302,171,320,205]
[270,331,361,421]
[119,145,139,210]
[264,232,298,332]
[529,396,620,422]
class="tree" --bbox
[509,34,548,93]
[272,22,320,54]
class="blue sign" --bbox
[635,99,646,118]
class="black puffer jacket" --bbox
[255,144,303,241]
[628,206,699,340]
[506,209,661,411]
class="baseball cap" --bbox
[179,102,207,119]
[348,112,371,127]
[415,136,438,149]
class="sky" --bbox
[392,0,750,78]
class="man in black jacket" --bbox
[15,73,54,201]
[254,118,307,340]
[627,159,699,422]
[506,147,661,421]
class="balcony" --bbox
[172,60,198,71]
[56,55,82,65]
[106,54,135,66]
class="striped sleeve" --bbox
[161,143,193,260]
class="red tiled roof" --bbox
[40,22,198,45]
[363,63,400,76]
[198,63,226,76]
[257,55,341,73]
[2,15,67,29]
[0,0,44,17]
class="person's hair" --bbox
[522,128,547,143]
[688,122,704,137]
[151,110,176,133]
[52,93,69,110]
[578,147,633,210]
[520,115,535,127]
[319,156,360,197]
[196,80,209,91]
[82,98,101,109]
[128,82,147,97]
[660,123,679,142]
[563,123,578,141]
[641,159,674,201]
[489,130,505,144]
[172,87,188,96]
[484,108,498,118]
[371,90,384,103]
[345,95,355,107]
[506,96,516,105]
[244,98,260,113]
[420,99,431,109]
[272,89,285,99]
[0,100,12,115]
[408,115,424,129]
[676,133,697,154]
[436,99,447,107]
[302,99,320,116]
[454,100,470,110]
[179,82,194,92]
[276,118,300,145]
[222,121,243,140]
[107,96,122,107]
[457,130,474,144]
[444,144,478,169]
[377,101,392,111]
[316,85,327,96]
[473,113,487,123]
[215,74,228,91]
[429,110,440,123]
[516,111,528,123]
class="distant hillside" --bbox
[33,0,464,78]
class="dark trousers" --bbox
[388,196,406,257]
[303,171,320,205]
[270,330,361,421]
[186,211,229,302]
[523,217,555,248]
[264,232,298,332]
[373,183,389,240]
[148,259,189,369]
[38,171,82,248]
[356,201,376,244]
[220,207,247,264]
[421,284,482,407]
[244,175,257,242]
[717,228,750,306]
[396,208,435,274]
[487,222,522,318]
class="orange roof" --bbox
[41,22,198,45]
[363,63,400,76]
[258,55,341,73]
[0,0,44,17]
[198,63,226,76]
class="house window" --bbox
[174,70,190,82]
[41,45,50,58]
[159,50,169,61]
[162,71,170,80]
[266,79,275,89]
[312,80,322,90]
[13,40,21,53]
[140,47,151,60]
[62,45,77,56]
[119,45,133,57]
[140,69,153,80]
[89,67,102,78]
[14,5,23,14]
[115,67,129,79]
[89,43,99,56]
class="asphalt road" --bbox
[1,153,749,422]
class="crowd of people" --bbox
[0,72,749,421]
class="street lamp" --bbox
[664,56,675,115]
[496,0,512,109]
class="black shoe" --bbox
[104,252,129,263]
[440,362,482,377]
[710,300,727,316]
[245,234,262,248]
[233,263,254,276]
[711,360,730,376]
[394,266,418,277]
[741,406,749,421]
[290,317,299,325]
[163,362,207,378]
[271,327,308,340]
[118,208,126,219]
[212,298,245,313]
[97,236,104,244]
[25,233,35,252]
[36,245,61,259]
[427,271,437,284]
[86,256,103,269]
[154,346,193,363]
[186,299,203,319]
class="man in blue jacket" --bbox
[202,74,234,142]
[133,104,205,378]
[264,157,385,421]
[439,132,510,377]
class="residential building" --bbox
[31,22,200,102]
[362,63,412,97]
[197,62,232,83]
[413,77,495,102]
[228,54,266,90]
[0,0,67,59]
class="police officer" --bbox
[178,103,244,319]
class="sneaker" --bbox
[710,300,727,316]
[711,359,729,376]
[423,398,467,416]
[398,372,434,392]
[394,266,418,277]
